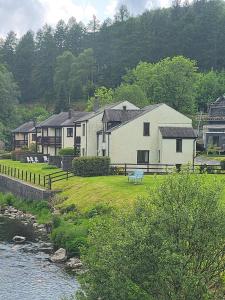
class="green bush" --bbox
[51,220,89,257]
[72,156,110,177]
[59,147,75,156]
[220,160,225,170]
[0,152,11,159]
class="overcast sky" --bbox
[0,0,171,37]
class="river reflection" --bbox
[0,216,78,300]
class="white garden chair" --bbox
[30,157,34,163]
[26,157,31,163]
[43,156,49,163]
[34,157,39,163]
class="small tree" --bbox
[77,171,225,299]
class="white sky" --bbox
[0,0,171,37]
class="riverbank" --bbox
[0,215,78,300]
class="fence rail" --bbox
[110,163,225,175]
[0,164,74,190]
[0,164,46,187]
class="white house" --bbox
[36,110,90,155]
[75,101,139,156]
[76,102,197,165]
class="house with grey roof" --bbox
[36,110,89,155]
[76,102,197,165]
[12,121,36,150]
[75,101,140,157]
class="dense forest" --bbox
[2,0,225,146]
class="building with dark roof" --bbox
[203,96,225,150]
[36,110,90,155]
[75,101,196,165]
[12,121,37,150]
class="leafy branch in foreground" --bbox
[77,172,225,300]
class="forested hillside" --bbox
[1,0,225,146]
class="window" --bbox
[102,149,106,157]
[24,133,28,141]
[32,134,36,141]
[67,128,73,137]
[55,128,61,137]
[82,124,85,136]
[143,122,150,136]
[137,150,149,164]
[176,139,182,153]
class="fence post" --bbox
[18,169,20,179]
[67,170,69,180]
[48,175,51,190]
[39,174,41,185]
[25,171,28,181]
[22,170,24,180]
[29,172,32,182]
[125,164,127,176]
[34,174,36,184]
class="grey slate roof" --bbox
[106,103,164,132]
[75,102,128,123]
[61,111,90,126]
[36,111,90,128]
[103,109,142,123]
[12,121,36,133]
[159,127,197,139]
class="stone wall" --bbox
[0,174,56,201]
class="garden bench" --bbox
[128,170,144,184]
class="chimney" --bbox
[68,109,73,119]
[93,96,100,112]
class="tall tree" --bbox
[14,31,35,102]
[2,31,17,72]
[54,50,75,102]
[54,20,68,55]
[32,25,57,102]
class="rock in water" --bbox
[12,236,26,244]
[50,248,67,263]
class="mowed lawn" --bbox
[0,160,61,176]
[54,175,164,212]
[1,159,225,213]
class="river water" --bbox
[0,216,79,300]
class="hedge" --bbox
[58,147,75,156]
[72,156,110,177]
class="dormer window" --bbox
[123,106,127,111]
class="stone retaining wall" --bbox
[0,174,56,200]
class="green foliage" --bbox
[124,56,198,114]
[72,156,110,177]
[0,152,11,159]
[78,171,225,299]
[114,84,148,107]
[87,86,114,111]
[58,147,75,156]
[0,193,52,224]
[51,219,89,257]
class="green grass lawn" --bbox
[0,159,60,176]
[54,175,164,212]
[1,159,225,214]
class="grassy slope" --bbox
[54,175,164,212]
[1,159,225,213]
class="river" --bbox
[0,216,79,300]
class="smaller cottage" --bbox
[12,121,36,150]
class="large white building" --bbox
[75,101,197,165]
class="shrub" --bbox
[72,156,110,177]
[51,220,89,257]
[59,147,75,156]
[220,160,225,170]
[0,152,11,159]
